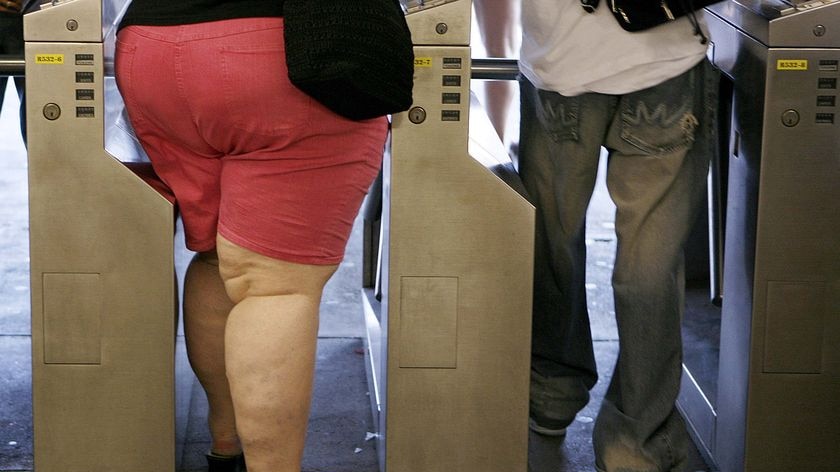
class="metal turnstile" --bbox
[25,0,176,470]
[360,1,535,471]
[678,1,840,470]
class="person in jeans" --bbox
[115,1,387,471]
[516,1,717,470]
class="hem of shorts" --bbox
[186,239,216,254]
[217,224,344,266]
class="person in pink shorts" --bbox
[116,2,388,471]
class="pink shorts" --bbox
[115,18,387,265]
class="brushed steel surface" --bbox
[0,56,25,76]
[362,22,534,468]
[678,6,840,471]
[708,0,840,47]
[385,46,533,472]
[23,0,102,42]
[404,0,471,46]
[25,2,175,471]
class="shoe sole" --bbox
[528,417,567,437]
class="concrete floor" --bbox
[0,78,713,472]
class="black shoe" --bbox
[206,452,246,472]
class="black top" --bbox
[119,0,283,30]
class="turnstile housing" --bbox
[361,1,535,471]
[677,2,840,470]
[25,1,175,470]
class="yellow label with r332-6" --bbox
[35,54,65,65]
[777,59,808,71]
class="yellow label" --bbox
[35,54,65,65]
[414,57,433,68]
[777,59,808,71]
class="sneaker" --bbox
[528,416,567,437]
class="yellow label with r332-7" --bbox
[35,54,65,65]
[777,59,808,71]
[414,57,432,68]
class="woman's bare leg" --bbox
[183,251,241,456]
[217,234,337,472]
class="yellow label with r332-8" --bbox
[35,54,65,65]
[777,59,808,71]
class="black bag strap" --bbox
[578,0,710,43]
[580,0,599,13]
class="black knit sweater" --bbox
[119,0,283,30]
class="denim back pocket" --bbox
[619,67,698,156]
[535,88,581,143]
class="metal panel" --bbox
[740,43,840,470]
[398,276,459,369]
[712,0,840,48]
[382,46,534,471]
[42,272,102,364]
[679,3,840,471]
[402,0,471,46]
[362,2,535,470]
[25,2,176,471]
[23,0,102,43]
[762,281,826,374]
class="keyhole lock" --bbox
[781,109,800,127]
[43,103,61,121]
[408,107,427,124]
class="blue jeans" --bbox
[518,59,717,472]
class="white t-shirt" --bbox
[519,0,709,96]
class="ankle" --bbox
[210,437,242,457]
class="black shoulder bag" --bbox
[283,0,415,121]
[581,0,721,40]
